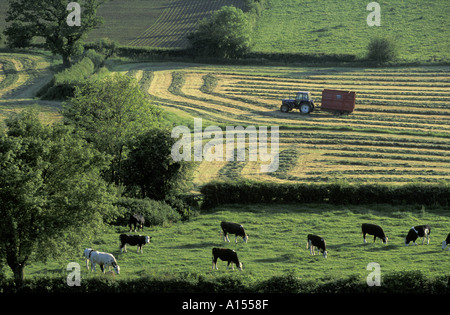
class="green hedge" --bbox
[38,56,96,100]
[112,197,181,227]
[200,180,449,209]
[1,271,448,294]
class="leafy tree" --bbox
[4,0,104,67]
[62,74,162,185]
[188,6,252,59]
[122,128,195,200]
[0,109,116,286]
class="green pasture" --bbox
[13,203,450,284]
[252,0,449,62]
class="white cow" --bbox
[88,250,120,274]
[83,248,95,270]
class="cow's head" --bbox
[243,235,248,243]
[145,236,152,244]
[382,237,388,244]
[322,250,328,259]
[238,262,243,271]
[442,240,448,250]
[83,248,93,258]
[112,262,120,275]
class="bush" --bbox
[367,37,398,64]
[38,56,95,100]
[113,197,181,227]
[84,49,105,69]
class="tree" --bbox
[122,128,195,200]
[367,37,398,64]
[4,0,104,67]
[0,109,116,286]
[62,74,163,185]
[188,6,252,59]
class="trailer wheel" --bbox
[280,104,289,113]
[300,104,311,114]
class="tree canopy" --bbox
[123,128,195,200]
[188,6,252,59]
[4,0,104,66]
[0,109,116,286]
[61,73,163,185]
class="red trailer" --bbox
[320,89,356,114]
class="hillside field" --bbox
[9,204,450,285]
[117,62,450,187]
[1,0,446,61]
[1,52,449,186]
[252,0,449,62]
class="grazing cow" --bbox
[306,234,327,259]
[362,223,388,244]
[129,213,145,232]
[442,233,450,250]
[120,234,151,253]
[221,221,248,243]
[212,248,242,271]
[83,248,95,270]
[89,251,120,274]
[405,224,431,246]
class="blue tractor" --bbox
[280,91,315,114]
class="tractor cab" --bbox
[295,92,311,103]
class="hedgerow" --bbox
[1,271,448,294]
[38,56,95,100]
[200,180,449,209]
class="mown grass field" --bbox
[115,62,450,187]
[0,52,61,126]
[12,204,450,284]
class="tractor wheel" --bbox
[300,104,311,114]
[280,104,289,113]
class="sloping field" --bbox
[0,53,60,125]
[252,0,449,62]
[124,63,450,186]
[128,0,246,47]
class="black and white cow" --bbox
[212,248,243,271]
[129,213,145,232]
[405,224,431,246]
[120,234,151,253]
[362,223,388,244]
[306,234,327,259]
[442,233,450,251]
[221,221,248,243]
